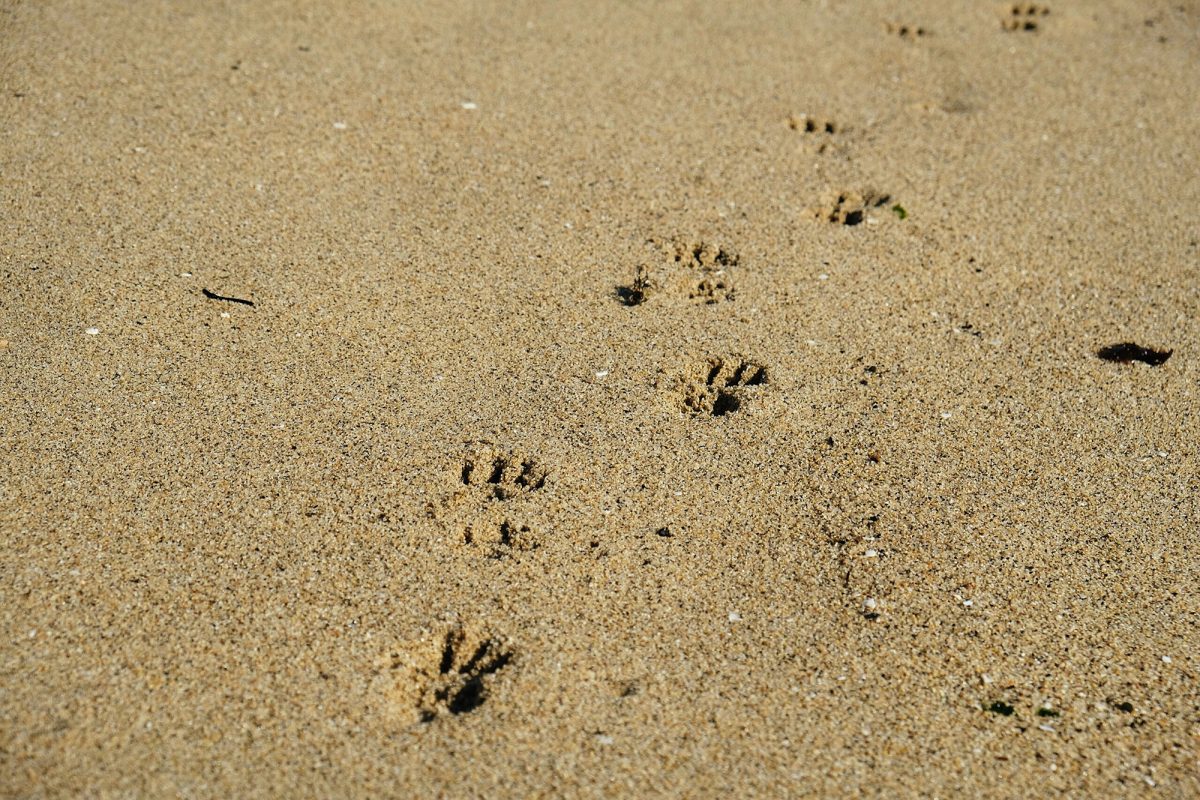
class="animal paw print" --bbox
[1002,3,1048,31]
[460,448,547,500]
[788,114,838,135]
[380,624,515,724]
[673,241,738,304]
[885,22,927,39]
[662,355,769,417]
[617,240,738,306]
[808,190,891,226]
[428,445,549,557]
[788,113,842,155]
[463,519,540,558]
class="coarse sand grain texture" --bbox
[2,0,1199,796]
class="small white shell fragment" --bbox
[85,327,100,335]
[864,549,878,558]
[863,597,878,611]
[220,312,230,319]
[333,121,348,129]
[1162,656,1172,664]
[728,611,742,622]
[461,101,478,110]
[595,734,614,746]
[940,411,952,419]
[594,370,609,378]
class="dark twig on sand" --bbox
[202,288,255,307]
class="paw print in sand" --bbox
[808,189,891,226]
[617,239,739,306]
[428,444,550,558]
[460,448,547,500]
[660,355,769,417]
[1002,3,1048,31]
[379,623,515,724]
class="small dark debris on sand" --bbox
[1096,343,1172,366]
[202,288,256,307]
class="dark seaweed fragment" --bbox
[1097,343,1172,366]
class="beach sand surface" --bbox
[2,0,1198,795]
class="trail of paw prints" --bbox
[377,623,516,725]
[807,189,895,227]
[617,239,739,307]
[427,444,549,558]
[658,355,769,417]
[1001,3,1048,31]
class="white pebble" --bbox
[1161,656,1172,664]
[863,598,877,610]
[85,327,99,335]
[332,121,347,129]
[864,549,878,558]
[594,370,609,378]
[940,411,952,419]
[818,273,829,281]
[728,612,742,622]
[461,102,478,110]
[595,734,614,746]
[220,312,230,319]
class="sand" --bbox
[2,0,1198,796]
